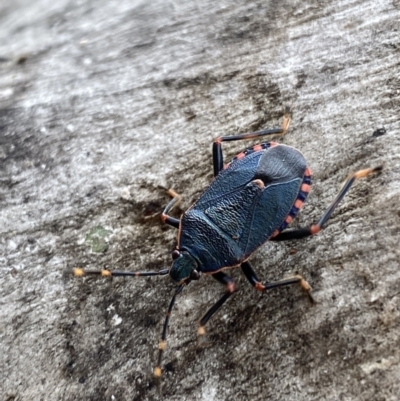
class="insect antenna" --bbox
[73,267,170,277]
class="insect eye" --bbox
[171,250,180,260]
[190,270,200,280]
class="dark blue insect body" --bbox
[171,143,311,281]
[74,107,381,377]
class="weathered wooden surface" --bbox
[1,0,400,400]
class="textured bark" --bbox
[1,0,400,400]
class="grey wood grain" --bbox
[1,0,399,400]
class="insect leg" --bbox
[212,106,291,177]
[154,285,184,378]
[161,189,181,229]
[271,166,383,242]
[198,272,236,337]
[241,261,314,303]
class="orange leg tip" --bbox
[159,341,166,350]
[255,282,266,292]
[282,111,291,132]
[310,225,321,235]
[198,326,206,336]
[154,367,162,378]
[300,279,312,293]
[73,268,84,277]
[354,166,383,179]
[101,270,111,277]
[354,169,372,179]
[167,188,180,198]
[282,120,290,131]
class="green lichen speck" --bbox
[85,225,112,253]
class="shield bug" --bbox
[74,107,382,377]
